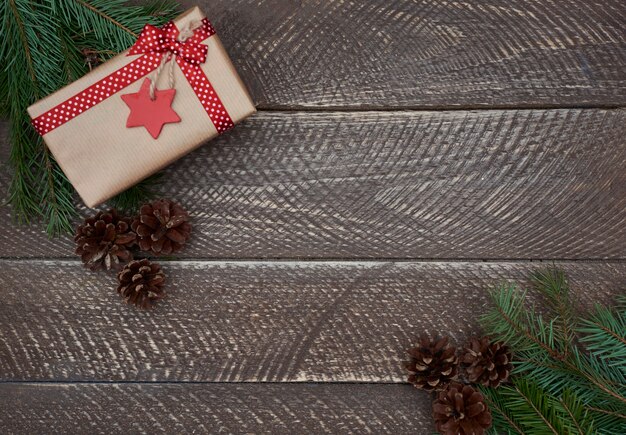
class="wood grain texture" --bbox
[190,0,626,108]
[0,383,432,434]
[1,260,624,382]
[1,109,625,259]
[1,1,624,430]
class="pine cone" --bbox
[74,209,136,271]
[132,199,192,255]
[117,259,166,309]
[433,382,492,435]
[461,337,513,387]
[405,336,458,391]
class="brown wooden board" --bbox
[0,383,432,434]
[1,259,623,382]
[1,1,625,431]
[1,109,625,259]
[191,0,626,108]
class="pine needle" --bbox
[532,268,576,357]
[559,389,596,435]
[480,268,626,434]
[1,0,179,236]
[578,302,626,368]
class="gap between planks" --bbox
[0,380,402,385]
[256,104,626,112]
[1,258,625,264]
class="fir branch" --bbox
[510,380,562,435]
[58,26,87,83]
[8,0,75,234]
[480,387,526,435]
[512,354,576,393]
[482,279,626,405]
[578,302,626,367]
[51,0,179,52]
[7,0,37,84]
[2,0,178,236]
[586,406,626,420]
[562,403,585,435]
[586,404,626,433]
[72,0,137,37]
[512,343,625,407]
[489,378,571,434]
[559,389,595,435]
[481,269,626,433]
[481,284,564,360]
[532,268,576,357]
[7,116,40,222]
[570,348,626,406]
[38,146,76,236]
[2,0,73,230]
[38,144,75,235]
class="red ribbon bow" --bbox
[32,17,234,136]
[128,22,209,65]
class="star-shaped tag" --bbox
[121,78,181,139]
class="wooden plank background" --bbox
[1,260,623,383]
[1,109,625,259]
[1,0,625,433]
[0,383,431,434]
[206,0,626,108]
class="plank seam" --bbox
[0,380,407,385]
[0,258,624,263]
[255,105,626,112]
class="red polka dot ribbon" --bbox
[31,18,234,136]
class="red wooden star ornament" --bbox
[121,78,181,139]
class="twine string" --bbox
[149,20,202,100]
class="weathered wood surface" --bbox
[1,260,623,382]
[1,1,626,430]
[2,109,625,259]
[192,0,626,108]
[0,383,432,434]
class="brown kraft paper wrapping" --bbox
[27,6,256,207]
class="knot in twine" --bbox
[149,20,203,100]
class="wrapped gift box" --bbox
[27,6,255,207]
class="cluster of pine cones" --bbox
[405,335,513,435]
[74,199,192,309]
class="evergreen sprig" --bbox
[578,298,626,368]
[481,383,597,435]
[480,268,626,434]
[1,0,178,236]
